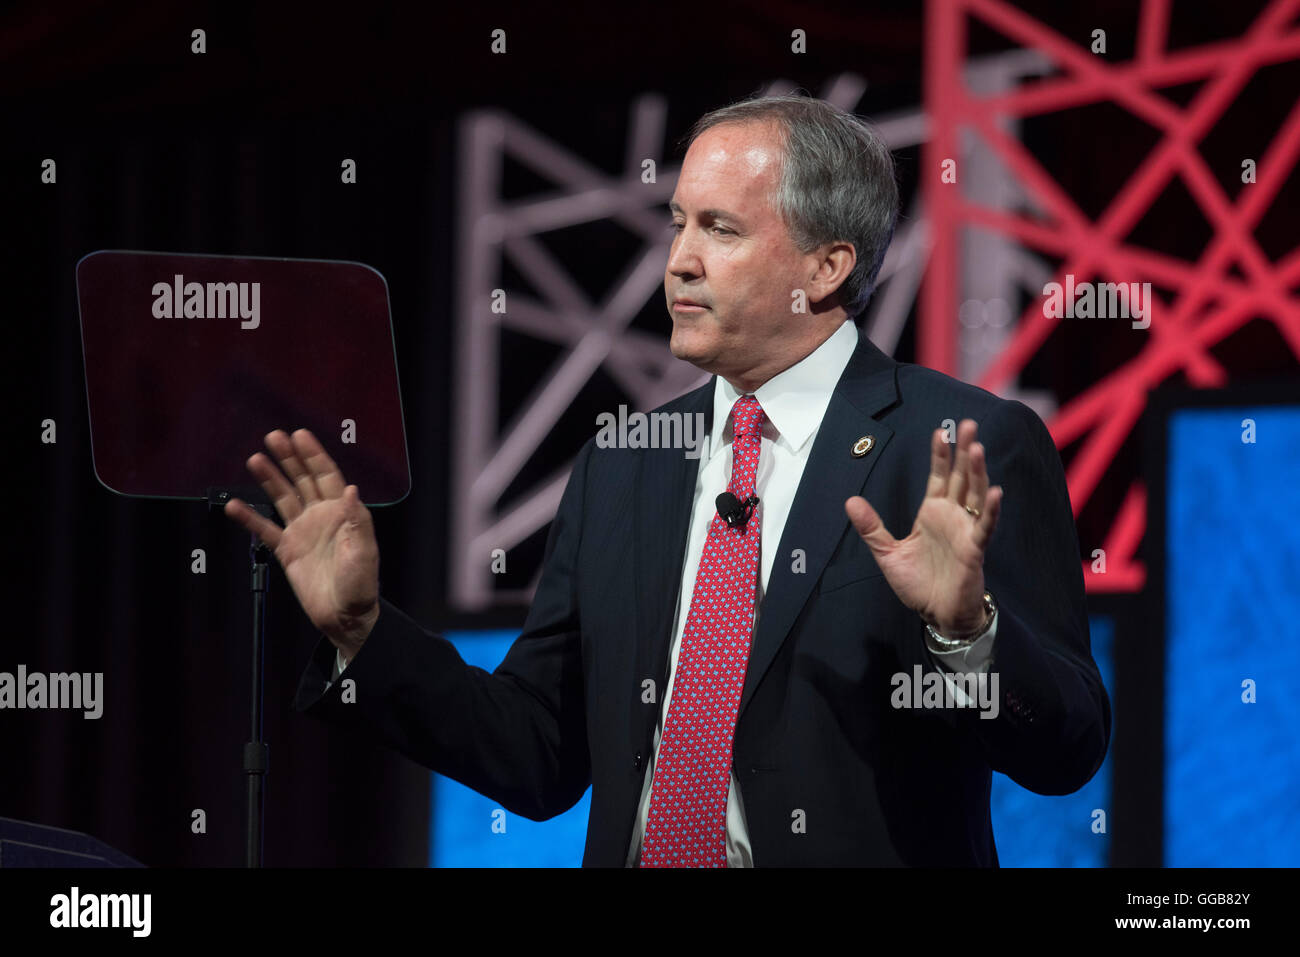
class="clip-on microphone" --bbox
[715,491,759,530]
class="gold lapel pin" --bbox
[851,435,875,457]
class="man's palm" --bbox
[846,420,1002,637]
[274,492,378,629]
[223,429,380,656]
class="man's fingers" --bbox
[266,430,322,505]
[293,430,348,499]
[223,497,284,550]
[343,485,373,529]
[967,440,989,511]
[246,451,303,523]
[925,428,951,498]
[972,485,1002,551]
[947,419,976,503]
[845,496,897,553]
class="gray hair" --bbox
[684,93,900,320]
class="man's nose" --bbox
[666,231,702,278]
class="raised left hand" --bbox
[845,419,1003,637]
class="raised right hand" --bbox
[223,429,380,660]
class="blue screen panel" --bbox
[990,616,1113,866]
[1165,406,1300,866]
[429,629,590,867]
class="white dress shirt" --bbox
[334,318,997,866]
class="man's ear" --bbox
[806,241,856,307]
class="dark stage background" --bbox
[2,0,1297,866]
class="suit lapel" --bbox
[633,383,714,702]
[737,326,901,719]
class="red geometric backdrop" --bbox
[923,0,1300,592]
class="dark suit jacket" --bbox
[294,323,1111,866]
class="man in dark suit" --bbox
[224,94,1109,866]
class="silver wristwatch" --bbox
[925,591,997,649]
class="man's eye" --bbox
[667,222,732,236]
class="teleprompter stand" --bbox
[207,490,275,868]
[76,251,412,866]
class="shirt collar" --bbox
[710,319,859,459]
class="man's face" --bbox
[665,121,821,387]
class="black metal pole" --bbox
[244,535,271,867]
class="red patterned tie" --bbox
[640,394,765,868]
